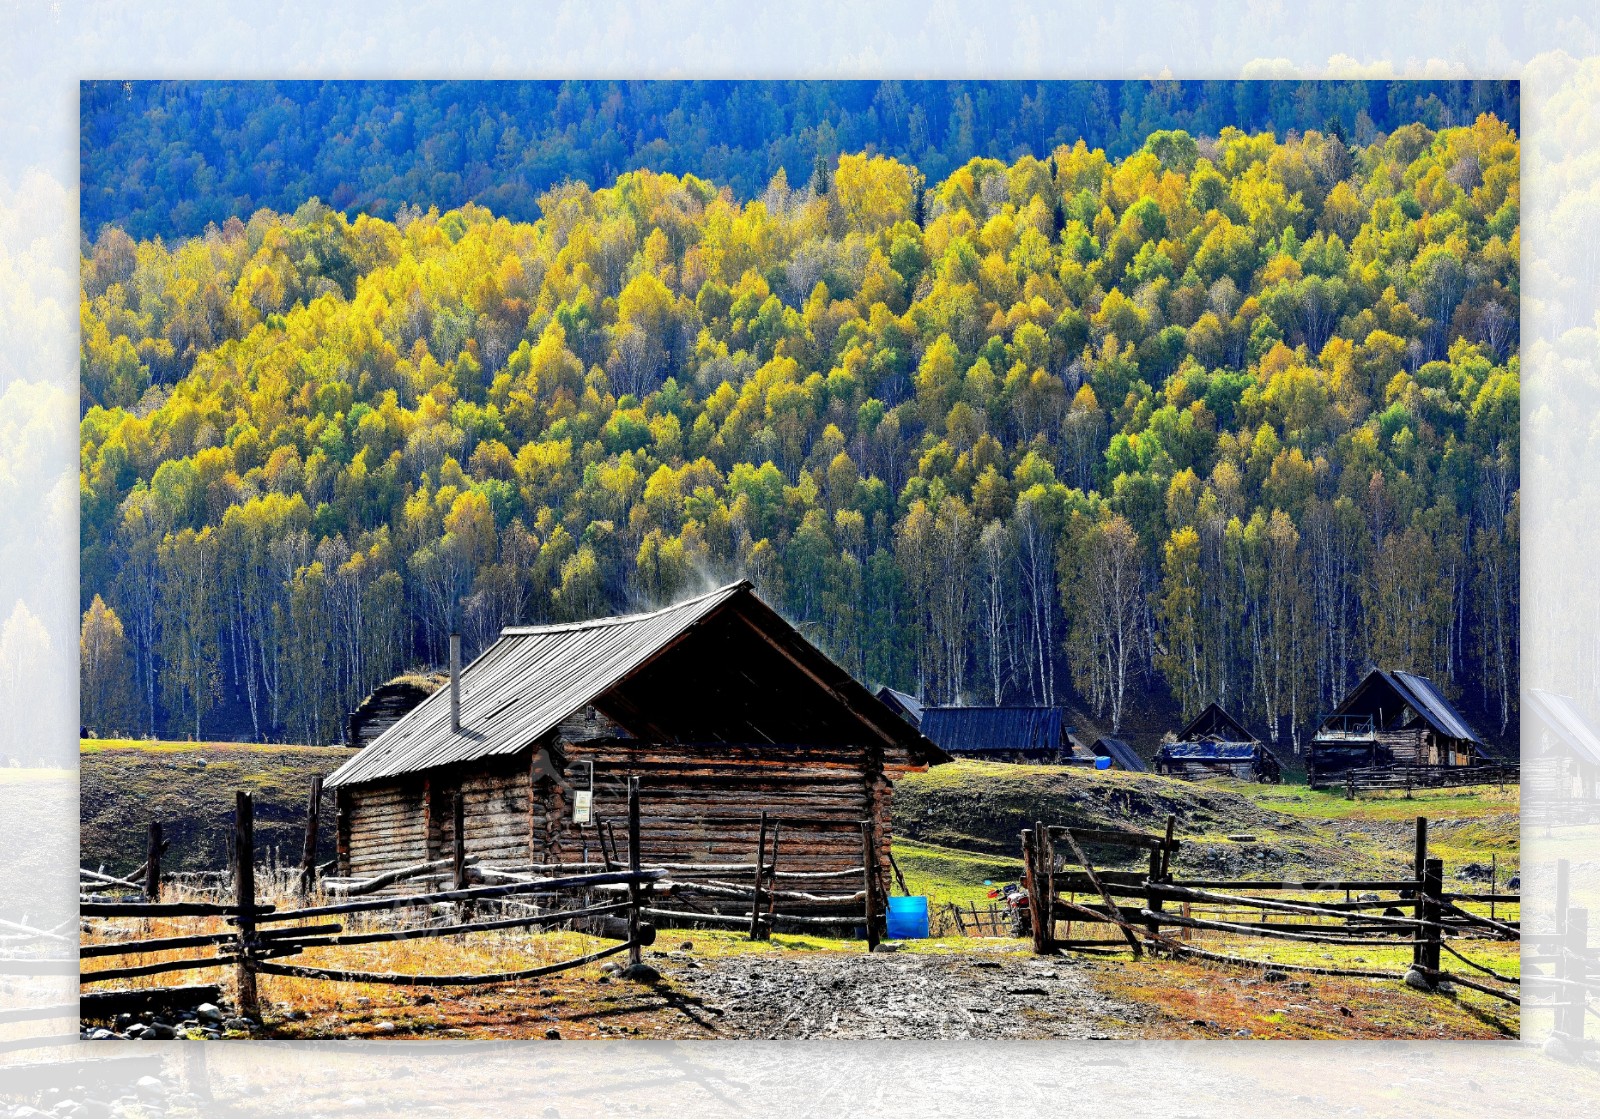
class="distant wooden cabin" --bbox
[1089,737,1147,772]
[1524,688,1598,804]
[346,673,446,749]
[324,582,947,925]
[1154,702,1281,782]
[1307,669,1489,783]
[876,687,924,729]
[917,706,1085,764]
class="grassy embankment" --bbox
[80,739,348,873]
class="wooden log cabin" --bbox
[322,581,948,928]
[1307,668,1490,783]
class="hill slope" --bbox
[896,760,1409,879]
[79,741,348,873]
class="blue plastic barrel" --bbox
[885,895,929,939]
[1094,755,1113,770]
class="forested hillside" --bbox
[78,117,1520,753]
[80,80,1519,242]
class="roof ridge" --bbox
[498,580,750,636]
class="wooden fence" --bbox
[1308,763,1519,795]
[79,778,893,1018]
[948,900,1016,938]
[1019,814,1521,1005]
[80,780,666,1016]
[631,810,884,946]
[1522,859,1599,1057]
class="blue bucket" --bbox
[885,895,930,939]
[1094,755,1113,770]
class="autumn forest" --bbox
[77,94,1520,760]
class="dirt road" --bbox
[650,947,1165,1039]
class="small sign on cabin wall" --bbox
[573,789,593,824]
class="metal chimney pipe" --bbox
[449,633,462,733]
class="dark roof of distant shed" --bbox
[919,707,1065,754]
[327,581,946,788]
[1091,737,1148,771]
[876,687,924,727]
[1157,741,1261,761]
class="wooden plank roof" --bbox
[919,706,1065,754]
[1091,737,1148,772]
[326,581,945,788]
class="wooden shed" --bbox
[875,686,924,729]
[917,706,1082,764]
[1307,669,1489,784]
[323,581,947,926]
[345,673,446,749]
[1154,703,1281,782]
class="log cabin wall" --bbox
[539,739,881,866]
[343,780,428,881]
[528,737,905,921]
[430,757,536,869]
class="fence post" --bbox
[627,776,642,967]
[1421,857,1443,976]
[749,810,769,941]
[1557,907,1588,1044]
[145,821,162,902]
[1145,847,1163,939]
[1411,816,1428,969]
[452,792,467,890]
[861,819,879,951]
[1020,827,1035,947]
[234,791,259,1017]
[299,774,322,900]
[1033,819,1054,953]
[1025,827,1053,954]
[765,821,783,931]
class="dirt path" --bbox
[649,947,1166,1039]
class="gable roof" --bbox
[919,707,1065,754]
[326,581,945,788]
[1329,668,1486,747]
[1526,688,1600,767]
[1091,737,1148,772]
[876,686,924,727]
[1176,702,1258,745]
